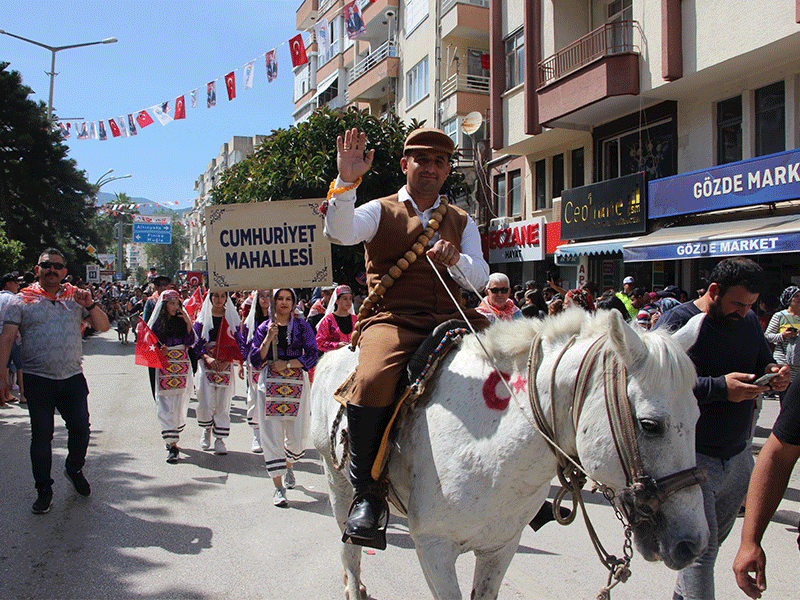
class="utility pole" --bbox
[115,218,125,281]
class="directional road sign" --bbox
[132,221,172,244]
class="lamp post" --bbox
[94,169,132,190]
[0,29,117,121]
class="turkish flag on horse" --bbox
[214,316,243,362]
[135,320,168,369]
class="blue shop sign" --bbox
[648,148,800,219]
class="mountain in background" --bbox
[95,191,191,217]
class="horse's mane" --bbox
[465,309,697,394]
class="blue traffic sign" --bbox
[133,231,172,244]
[133,223,171,234]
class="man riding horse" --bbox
[323,127,490,547]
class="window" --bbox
[509,170,522,217]
[552,154,564,200]
[318,78,338,106]
[571,148,585,188]
[755,81,785,157]
[600,119,675,181]
[505,30,524,90]
[406,56,429,107]
[535,159,546,210]
[405,0,427,34]
[716,95,742,165]
[494,175,507,218]
[443,118,458,148]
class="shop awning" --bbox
[622,214,800,262]
[554,236,641,258]
[314,72,338,100]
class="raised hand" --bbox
[337,128,374,183]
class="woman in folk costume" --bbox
[148,289,196,464]
[193,291,243,455]
[249,288,319,507]
[315,284,357,352]
[237,290,271,453]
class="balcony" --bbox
[536,21,641,127]
[440,73,490,120]
[296,0,318,31]
[440,0,489,41]
[348,40,399,101]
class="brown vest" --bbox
[365,196,470,315]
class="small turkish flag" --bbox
[183,285,203,319]
[135,320,168,369]
[214,316,243,363]
[481,53,490,71]
[136,110,154,128]
[174,95,186,120]
[289,34,309,67]
[108,119,121,137]
[225,71,236,100]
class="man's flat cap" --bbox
[404,128,455,157]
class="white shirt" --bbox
[324,180,489,291]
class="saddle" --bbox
[333,319,470,483]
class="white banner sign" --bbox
[486,217,545,264]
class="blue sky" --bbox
[1,0,302,209]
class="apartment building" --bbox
[182,135,267,271]
[294,0,490,216]
[488,0,800,296]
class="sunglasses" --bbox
[39,261,65,270]
[488,287,509,294]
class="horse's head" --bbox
[574,310,709,570]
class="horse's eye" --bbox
[639,418,663,435]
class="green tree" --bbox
[92,192,137,254]
[143,213,187,281]
[211,107,468,286]
[0,62,99,275]
[0,219,25,272]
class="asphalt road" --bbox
[0,328,797,599]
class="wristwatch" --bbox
[87,301,99,311]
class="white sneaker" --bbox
[200,428,211,451]
[284,465,296,489]
[273,486,288,507]
[214,438,227,455]
[251,430,263,454]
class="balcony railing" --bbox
[348,40,397,84]
[441,0,489,16]
[441,72,490,97]
[537,20,641,88]
[318,0,336,16]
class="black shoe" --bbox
[32,490,53,514]
[166,445,180,464]
[65,469,91,497]
[529,501,572,531]
[343,491,389,550]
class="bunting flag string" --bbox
[55,31,313,141]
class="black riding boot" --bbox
[528,500,572,531]
[343,402,393,550]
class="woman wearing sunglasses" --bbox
[476,273,523,324]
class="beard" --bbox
[708,300,741,327]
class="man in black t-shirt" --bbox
[733,375,800,598]
[654,257,790,600]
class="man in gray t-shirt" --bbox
[0,248,109,514]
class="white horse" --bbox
[311,308,709,600]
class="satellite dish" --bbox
[461,111,483,135]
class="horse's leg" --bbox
[470,534,522,600]
[327,468,366,600]
[414,535,462,600]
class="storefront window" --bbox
[755,81,785,157]
[717,95,742,165]
[601,119,674,181]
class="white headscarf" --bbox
[324,284,356,317]
[196,290,241,343]
[147,289,181,330]
[243,290,271,344]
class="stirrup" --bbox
[342,492,389,551]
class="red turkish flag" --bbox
[225,71,236,100]
[136,110,154,128]
[289,34,309,67]
[174,95,186,120]
[183,285,203,319]
[108,118,121,137]
[481,53,490,71]
[214,316,243,363]
[135,320,168,369]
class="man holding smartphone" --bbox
[654,257,790,600]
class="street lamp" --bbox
[95,169,132,189]
[0,29,117,122]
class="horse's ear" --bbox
[670,312,705,353]
[607,309,647,369]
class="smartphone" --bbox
[753,372,778,386]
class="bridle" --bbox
[527,332,706,596]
